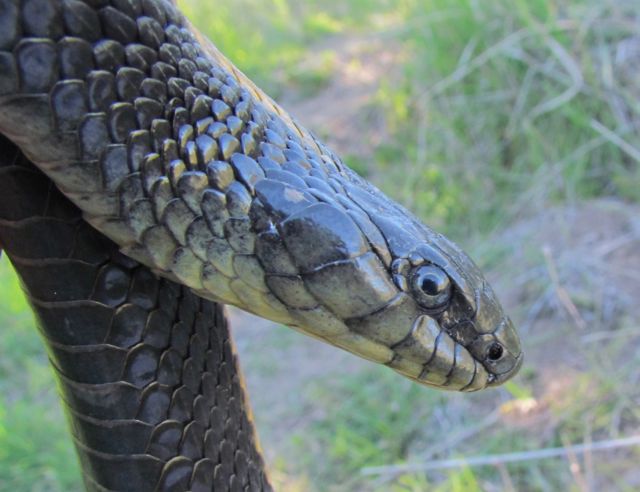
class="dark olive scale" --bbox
[99,6,137,44]
[94,38,126,71]
[59,37,95,78]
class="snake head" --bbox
[388,238,523,390]
[290,177,525,392]
[246,164,524,392]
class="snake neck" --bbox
[0,136,272,491]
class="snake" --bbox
[0,0,523,490]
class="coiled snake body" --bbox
[0,0,522,490]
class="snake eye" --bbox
[411,265,452,309]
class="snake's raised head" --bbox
[0,0,520,393]
[265,173,523,392]
[387,237,523,391]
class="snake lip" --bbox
[486,351,524,386]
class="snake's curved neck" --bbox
[0,0,521,392]
[0,135,272,491]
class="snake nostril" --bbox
[487,342,503,361]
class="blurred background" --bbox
[1,0,640,490]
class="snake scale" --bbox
[0,0,523,490]
[0,137,271,490]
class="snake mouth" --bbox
[387,315,492,391]
[467,316,522,383]
[487,351,524,386]
[407,311,523,391]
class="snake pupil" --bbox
[420,276,441,295]
[411,265,452,309]
[487,343,504,361]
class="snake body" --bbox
[0,136,271,490]
[0,0,522,489]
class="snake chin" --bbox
[386,315,489,392]
[487,352,524,386]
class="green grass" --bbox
[178,0,392,98]
[370,0,640,242]
[292,368,442,486]
[2,0,640,491]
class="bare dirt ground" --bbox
[279,33,400,158]
[229,29,640,489]
[492,200,640,433]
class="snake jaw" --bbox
[407,238,523,386]
[331,226,524,391]
[386,314,488,391]
[389,311,522,391]
[466,316,523,382]
[487,352,524,386]
[435,282,522,387]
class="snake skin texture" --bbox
[0,0,522,391]
[0,135,272,491]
